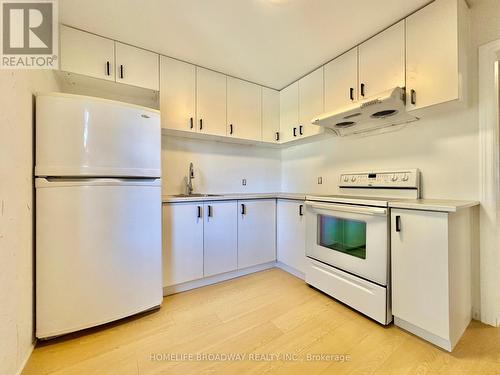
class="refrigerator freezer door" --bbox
[35,93,161,178]
[35,178,162,338]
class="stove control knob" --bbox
[351,176,356,182]
[391,174,398,182]
[343,175,349,182]
[402,173,409,182]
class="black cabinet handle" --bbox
[410,89,416,105]
[190,117,194,129]
[106,61,110,76]
[197,206,202,218]
[299,204,304,216]
[293,127,297,137]
[199,118,203,130]
[208,205,213,217]
[241,203,246,215]
[119,65,124,79]
[360,83,365,97]
[349,87,354,101]
[299,125,303,136]
[395,215,401,232]
[229,124,233,135]
[275,132,280,141]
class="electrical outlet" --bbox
[242,178,247,186]
[317,177,323,185]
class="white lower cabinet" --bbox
[162,202,204,287]
[203,201,238,277]
[391,208,473,351]
[277,199,306,275]
[237,200,277,269]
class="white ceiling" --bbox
[60,0,430,90]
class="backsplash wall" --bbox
[281,107,478,200]
[161,136,281,196]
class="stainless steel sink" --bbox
[170,193,221,198]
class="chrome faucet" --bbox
[186,162,195,195]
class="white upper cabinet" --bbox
[203,201,238,277]
[299,67,324,137]
[324,48,358,113]
[115,42,159,90]
[196,67,227,137]
[406,0,467,111]
[227,78,262,141]
[160,56,196,132]
[359,21,405,99]
[262,87,280,143]
[60,25,115,81]
[279,81,299,143]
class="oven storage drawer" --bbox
[306,258,391,325]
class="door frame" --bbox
[478,39,500,327]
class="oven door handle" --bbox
[306,202,388,216]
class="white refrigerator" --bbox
[35,93,162,339]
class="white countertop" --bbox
[388,199,479,213]
[162,192,307,203]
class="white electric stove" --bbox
[304,169,420,325]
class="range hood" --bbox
[312,87,419,136]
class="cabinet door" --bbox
[115,43,159,90]
[196,67,227,136]
[60,25,115,81]
[279,82,299,143]
[203,201,238,277]
[391,209,450,339]
[162,203,204,286]
[227,78,262,141]
[324,48,358,112]
[406,0,460,111]
[262,87,280,143]
[160,56,196,132]
[277,200,306,273]
[299,67,324,137]
[359,21,405,99]
[237,200,276,268]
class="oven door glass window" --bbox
[317,214,366,259]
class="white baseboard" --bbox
[15,341,35,375]
[163,262,276,295]
[275,261,305,280]
[394,317,452,352]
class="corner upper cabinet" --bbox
[160,56,196,132]
[358,21,405,98]
[262,88,280,143]
[406,0,468,111]
[279,81,299,143]
[227,78,262,141]
[115,43,159,90]
[60,25,115,81]
[196,67,227,137]
[299,67,324,137]
[324,48,358,113]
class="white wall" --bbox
[281,108,478,199]
[0,71,60,375]
[161,136,281,196]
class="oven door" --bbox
[305,201,389,286]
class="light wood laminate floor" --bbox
[23,268,500,375]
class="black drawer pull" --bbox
[410,89,416,105]
[241,204,246,215]
[190,117,194,129]
[275,132,280,141]
[293,127,297,137]
[208,205,213,217]
[395,215,401,232]
[349,87,354,101]
[360,83,365,97]
[199,118,203,130]
[299,204,304,216]
[106,61,110,76]
[197,206,202,218]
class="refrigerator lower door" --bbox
[35,93,161,178]
[35,178,162,339]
